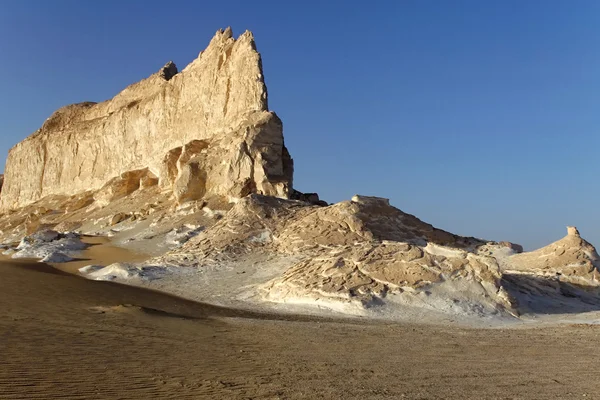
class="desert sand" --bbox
[2,249,600,400]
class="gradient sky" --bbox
[1,0,599,250]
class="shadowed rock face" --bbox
[159,61,178,81]
[0,28,293,210]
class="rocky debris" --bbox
[110,213,130,226]
[165,225,205,247]
[53,220,83,233]
[1,28,293,210]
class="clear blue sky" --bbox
[1,0,599,250]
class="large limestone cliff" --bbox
[0,28,293,210]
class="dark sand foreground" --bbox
[2,259,600,399]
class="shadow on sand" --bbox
[501,273,600,315]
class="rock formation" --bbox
[0,28,293,210]
[136,194,600,317]
[507,226,600,283]
[1,27,599,321]
[149,195,515,315]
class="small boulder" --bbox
[40,252,74,263]
[498,241,524,253]
[30,229,61,243]
[110,213,129,226]
[159,61,178,81]
[291,190,328,206]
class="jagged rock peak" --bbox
[567,226,580,237]
[222,26,233,38]
[207,28,256,51]
[210,27,234,45]
[0,27,291,210]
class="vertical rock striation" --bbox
[0,28,293,210]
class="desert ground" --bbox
[2,248,600,400]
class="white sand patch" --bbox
[83,263,171,281]
[262,294,369,316]
[12,230,87,263]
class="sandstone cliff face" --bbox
[0,28,293,210]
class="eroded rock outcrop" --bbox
[507,226,600,283]
[149,194,514,315]
[0,28,293,210]
[136,195,600,317]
